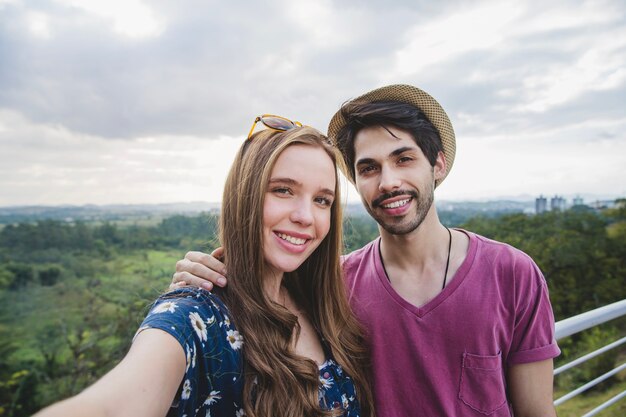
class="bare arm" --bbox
[34,329,186,417]
[171,248,228,290]
[507,359,557,417]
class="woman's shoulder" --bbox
[150,287,230,316]
[138,287,240,349]
[139,289,245,415]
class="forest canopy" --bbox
[0,202,625,416]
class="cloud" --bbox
[1,0,325,138]
[55,0,165,39]
[0,0,624,205]
[0,108,242,205]
[439,133,626,201]
[390,1,524,78]
[383,0,625,132]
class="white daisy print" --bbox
[235,408,245,417]
[152,301,178,314]
[185,343,196,370]
[207,315,216,325]
[181,379,192,400]
[185,344,192,372]
[189,312,208,341]
[204,390,222,405]
[222,315,231,327]
[335,363,343,376]
[319,375,334,389]
[342,393,349,409]
[226,329,244,350]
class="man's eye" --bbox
[358,165,376,175]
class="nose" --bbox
[289,198,314,226]
[378,166,401,193]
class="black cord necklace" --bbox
[442,227,452,290]
[377,227,453,291]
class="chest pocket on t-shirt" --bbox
[459,351,507,414]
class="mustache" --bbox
[372,190,418,208]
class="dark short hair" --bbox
[335,100,444,181]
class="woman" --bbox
[35,120,374,417]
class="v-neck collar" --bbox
[374,229,477,318]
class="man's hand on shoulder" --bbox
[170,248,228,291]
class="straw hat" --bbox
[327,84,456,186]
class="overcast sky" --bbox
[1,0,624,207]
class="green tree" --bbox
[6,263,35,290]
[38,265,63,286]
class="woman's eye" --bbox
[272,187,291,195]
[315,197,333,207]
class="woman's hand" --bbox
[170,247,228,291]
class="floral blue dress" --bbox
[136,287,362,416]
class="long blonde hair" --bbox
[219,126,374,417]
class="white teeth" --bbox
[383,198,410,209]
[277,233,307,245]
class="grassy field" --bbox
[555,380,626,416]
[2,246,625,416]
[1,248,184,412]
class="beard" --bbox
[364,183,435,236]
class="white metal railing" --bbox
[553,299,626,416]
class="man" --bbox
[172,84,560,416]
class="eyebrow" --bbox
[390,146,416,157]
[269,177,299,186]
[355,157,376,167]
[269,177,335,197]
[356,146,417,166]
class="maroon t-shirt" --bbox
[342,230,560,417]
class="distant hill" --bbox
[0,200,535,224]
[0,202,220,224]
[1,196,620,225]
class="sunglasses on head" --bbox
[247,114,303,139]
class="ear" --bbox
[433,151,447,181]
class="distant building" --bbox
[590,200,618,210]
[535,195,547,214]
[550,195,566,211]
[572,196,584,206]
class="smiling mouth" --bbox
[381,198,411,209]
[276,232,308,245]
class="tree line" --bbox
[0,203,624,416]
